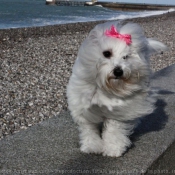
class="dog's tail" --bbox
[147,38,168,54]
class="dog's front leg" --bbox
[78,122,103,154]
[102,119,133,157]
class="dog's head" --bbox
[74,22,167,97]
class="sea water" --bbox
[0,0,174,29]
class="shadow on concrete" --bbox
[132,88,175,141]
[131,99,168,142]
[157,90,175,95]
[151,65,174,79]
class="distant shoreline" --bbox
[0,8,174,31]
[46,1,175,11]
[96,2,175,11]
[0,11,174,41]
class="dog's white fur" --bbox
[66,21,167,157]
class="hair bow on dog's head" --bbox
[105,25,132,45]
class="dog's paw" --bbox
[102,141,130,157]
[102,144,124,157]
[80,139,103,154]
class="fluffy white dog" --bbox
[66,21,167,157]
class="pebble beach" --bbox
[0,11,175,139]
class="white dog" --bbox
[66,21,167,157]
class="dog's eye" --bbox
[103,51,112,58]
[123,55,129,60]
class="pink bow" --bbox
[105,25,132,45]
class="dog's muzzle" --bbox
[113,66,123,79]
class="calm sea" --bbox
[0,0,174,29]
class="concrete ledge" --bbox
[0,64,175,174]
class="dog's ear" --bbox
[88,24,104,41]
[147,38,168,54]
[88,30,98,40]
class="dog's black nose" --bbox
[113,67,123,78]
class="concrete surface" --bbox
[0,64,175,175]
